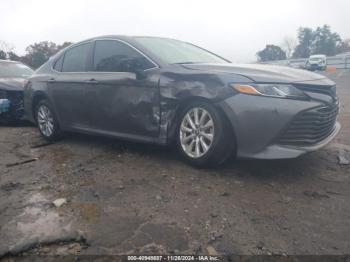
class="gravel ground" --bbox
[0,70,349,258]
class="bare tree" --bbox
[282,36,297,59]
[0,40,15,55]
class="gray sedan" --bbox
[23,36,340,167]
[0,60,33,124]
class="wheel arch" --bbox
[31,91,51,123]
[167,96,237,156]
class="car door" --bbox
[49,42,93,129]
[85,39,161,139]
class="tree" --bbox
[22,41,73,68]
[23,41,58,68]
[0,40,15,60]
[282,36,297,58]
[0,50,6,59]
[57,41,73,51]
[292,25,346,58]
[311,25,342,56]
[0,40,14,55]
[338,38,350,53]
[8,51,21,61]
[292,27,314,58]
[257,45,287,62]
[0,40,73,66]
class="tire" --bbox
[176,101,235,167]
[35,99,61,141]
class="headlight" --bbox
[231,83,308,99]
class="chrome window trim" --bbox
[51,38,159,74]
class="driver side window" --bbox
[93,40,155,73]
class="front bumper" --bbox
[0,91,24,121]
[219,94,340,159]
[306,64,326,70]
[241,122,340,159]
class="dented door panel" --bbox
[86,70,161,138]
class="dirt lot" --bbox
[0,70,349,258]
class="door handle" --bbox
[85,79,98,84]
[47,78,56,83]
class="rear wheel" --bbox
[176,101,234,167]
[35,99,61,141]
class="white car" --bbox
[305,54,327,71]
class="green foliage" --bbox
[25,41,57,67]
[0,50,6,59]
[312,25,342,56]
[293,25,344,58]
[7,51,20,61]
[338,39,350,53]
[1,41,73,69]
[293,27,313,58]
[257,45,287,62]
[23,41,73,68]
[56,42,73,51]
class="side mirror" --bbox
[135,69,147,80]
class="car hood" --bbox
[0,77,26,91]
[182,63,334,85]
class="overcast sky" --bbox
[1,0,349,62]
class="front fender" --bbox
[158,68,251,144]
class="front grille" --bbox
[278,103,339,146]
[296,84,337,97]
[0,91,24,120]
[7,92,24,118]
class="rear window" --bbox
[0,62,33,78]
[62,43,91,72]
[53,55,64,71]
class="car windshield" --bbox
[134,37,229,64]
[310,57,324,61]
[0,62,33,78]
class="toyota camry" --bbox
[23,36,340,167]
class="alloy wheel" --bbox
[179,107,215,158]
[37,104,54,137]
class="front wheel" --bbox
[176,101,234,167]
[35,99,61,141]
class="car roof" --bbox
[309,55,326,58]
[84,35,178,41]
[0,59,23,64]
[80,35,184,46]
